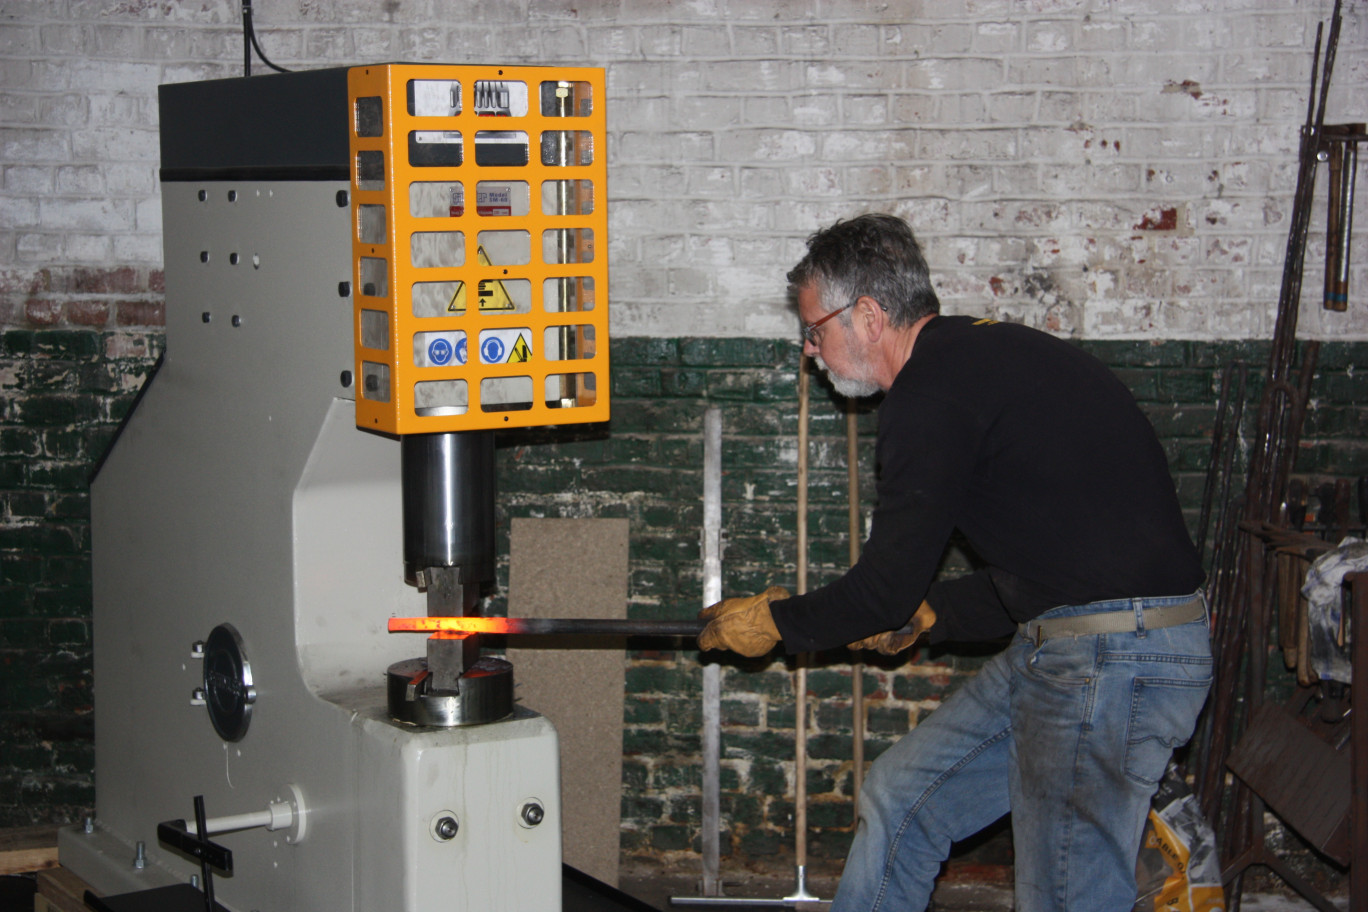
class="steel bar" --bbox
[389,615,705,637]
[701,406,724,897]
[787,355,818,903]
[389,614,924,640]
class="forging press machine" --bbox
[60,64,614,910]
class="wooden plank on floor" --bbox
[37,866,96,912]
[0,824,60,875]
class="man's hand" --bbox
[697,586,791,657]
[847,601,937,656]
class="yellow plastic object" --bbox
[348,64,608,434]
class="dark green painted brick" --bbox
[650,825,692,851]
[32,331,101,359]
[612,337,679,367]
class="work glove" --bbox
[697,586,791,657]
[847,601,937,656]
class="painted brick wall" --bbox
[1,1,1365,340]
[2,0,1368,883]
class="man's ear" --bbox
[855,295,886,341]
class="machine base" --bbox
[386,655,514,726]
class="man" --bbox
[698,214,1211,912]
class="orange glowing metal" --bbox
[390,616,523,635]
[387,616,709,638]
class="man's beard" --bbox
[815,352,881,399]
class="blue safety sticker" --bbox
[428,337,453,366]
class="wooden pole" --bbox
[847,404,865,822]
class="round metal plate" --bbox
[203,623,255,741]
[387,655,514,727]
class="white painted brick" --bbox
[68,58,161,94]
[56,165,103,194]
[843,164,893,197]
[112,233,164,262]
[831,24,881,56]
[0,24,41,56]
[1075,19,1125,53]
[772,94,838,127]
[720,128,815,162]
[134,197,161,233]
[781,25,828,57]
[65,233,112,261]
[934,93,986,124]
[733,26,780,57]
[4,165,52,193]
[39,24,89,55]
[16,231,62,261]
[38,95,92,128]
[0,0,1362,341]
[1037,91,1082,124]
[737,167,784,200]
[92,24,143,57]
[684,165,737,198]
[681,26,731,57]
[822,128,916,163]
[0,93,40,124]
[585,26,636,58]
[104,163,154,194]
[1,128,69,162]
[906,56,1005,91]
[983,91,1038,124]
[0,197,39,229]
[701,59,799,92]
[39,197,134,231]
[70,127,158,162]
[894,22,975,56]
[350,27,399,59]
[541,26,588,60]
[1026,20,1073,54]
[971,21,1020,54]
[842,94,889,126]
[918,128,1017,162]
[888,93,936,124]
[304,28,353,58]
[29,61,73,90]
[637,25,683,57]
[782,166,843,197]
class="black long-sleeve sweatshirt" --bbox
[771,315,1205,653]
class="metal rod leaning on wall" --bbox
[672,360,824,910]
[1195,1,1342,831]
[785,354,819,904]
[701,406,724,897]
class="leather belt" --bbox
[1019,595,1206,647]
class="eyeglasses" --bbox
[800,301,856,345]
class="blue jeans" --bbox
[831,594,1212,912]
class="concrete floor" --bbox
[618,866,1348,911]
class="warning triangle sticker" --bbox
[445,246,517,313]
[509,334,531,362]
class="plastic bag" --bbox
[1133,766,1225,911]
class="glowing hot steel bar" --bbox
[388,615,922,638]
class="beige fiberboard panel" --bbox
[507,517,630,886]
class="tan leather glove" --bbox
[697,586,791,657]
[847,601,937,656]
